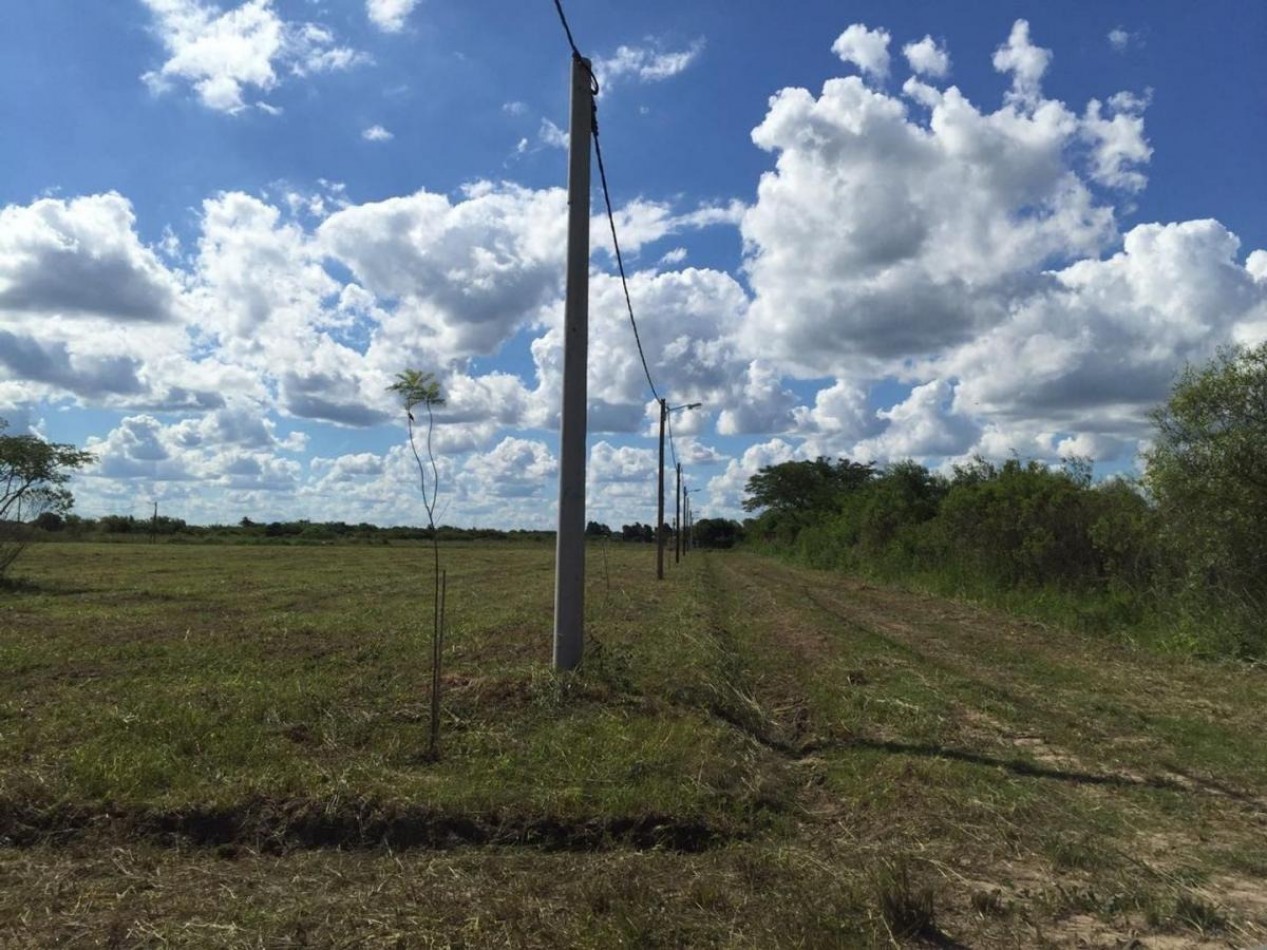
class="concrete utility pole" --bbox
[553,55,593,672]
[656,398,667,580]
[674,461,682,564]
[685,495,691,553]
[684,483,694,557]
[683,486,701,554]
[657,402,700,578]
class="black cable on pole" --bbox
[551,0,583,61]
[666,408,680,470]
[550,0,657,406]
[552,0,599,97]
[593,131,661,404]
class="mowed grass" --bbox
[2,542,1266,947]
[1,542,776,835]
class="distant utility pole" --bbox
[685,495,691,553]
[684,483,694,557]
[553,55,594,672]
[674,461,682,564]
[683,486,700,554]
[657,399,667,580]
[657,401,700,579]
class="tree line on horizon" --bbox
[16,513,750,548]
[21,514,559,545]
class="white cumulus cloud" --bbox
[1108,28,1139,52]
[992,19,1051,106]
[140,0,367,114]
[317,182,569,361]
[831,24,891,83]
[595,39,705,88]
[739,19,1162,382]
[0,193,183,323]
[366,0,419,33]
[1082,96,1152,191]
[902,35,949,78]
[538,118,569,150]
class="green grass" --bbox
[2,542,1266,947]
[1,543,776,835]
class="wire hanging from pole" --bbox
[666,407,680,470]
[592,132,661,405]
[549,0,661,407]
[551,0,583,62]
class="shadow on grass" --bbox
[919,928,971,949]
[694,698,1190,796]
[0,575,96,597]
[830,737,1185,792]
[685,697,1182,800]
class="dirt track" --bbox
[710,553,1267,946]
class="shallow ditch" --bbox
[0,797,746,854]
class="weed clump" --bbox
[873,861,936,939]
[1172,893,1227,934]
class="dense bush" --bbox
[739,347,1267,659]
[936,458,1102,589]
[692,518,744,549]
[1144,344,1267,656]
[747,455,1172,647]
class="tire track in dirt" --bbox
[729,557,1267,810]
[713,555,1267,946]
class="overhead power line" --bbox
[550,0,693,581]
[549,0,661,407]
[551,0,583,62]
[592,134,661,405]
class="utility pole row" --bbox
[657,400,700,579]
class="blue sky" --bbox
[1,0,1264,528]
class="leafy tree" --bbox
[743,457,875,542]
[1145,343,1267,651]
[937,457,1100,589]
[1086,476,1159,595]
[1,419,94,578]
[846,460,948,556]
[692,517,743,549]
[585,520,612,538]
[743,457,875,516]
[387,369,447,758]
[99,514,138,534]
[33,511,64,532]
[620,522,653,543]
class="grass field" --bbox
[2,542,1265,947]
